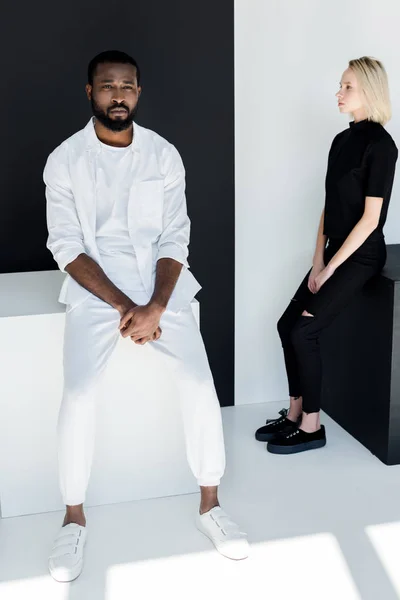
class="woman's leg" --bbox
[255,271,315,442]
[269,255,383,454]
[293,259,381,420]
[277,271,314,420]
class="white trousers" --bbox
[58,291,226,505]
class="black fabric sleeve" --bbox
[365,139,398,198]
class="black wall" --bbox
[1,1,234,406]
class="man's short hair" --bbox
[87,50,141,86]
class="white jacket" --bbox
[43,118,201,312]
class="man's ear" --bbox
[85,84,92,101]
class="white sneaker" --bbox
[48,523,87,582]
[196,507,249,560]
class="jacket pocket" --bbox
[131,180,164,240]
[138,180,164,217]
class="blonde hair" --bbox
[348,56,392,125]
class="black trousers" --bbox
[277,239,386,413]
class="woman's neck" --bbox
[352,108,368,123]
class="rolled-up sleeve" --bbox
[156,145,190,268]
[43,147,85,272]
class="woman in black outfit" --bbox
[256,56,398,454]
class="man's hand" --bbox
[119,304,164,345]
[132,326,162,346]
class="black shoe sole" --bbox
[267,438,327,455]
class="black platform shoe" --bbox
[255,409,300,442]
[267,425,326,454]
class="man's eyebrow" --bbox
[98,78,135,84]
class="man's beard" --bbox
[91,97,138,132]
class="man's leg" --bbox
[49,296,120,582]
[151,305,248,560]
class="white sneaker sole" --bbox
[196,521,249,560]
[49,557,84,583]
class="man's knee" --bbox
[63,372,99,401]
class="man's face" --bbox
[86,62,141,131]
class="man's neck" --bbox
[94,118,133,148]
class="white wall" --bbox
[235,0,400,405]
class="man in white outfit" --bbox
[44,50,248,581]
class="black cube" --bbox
[321,244,400,465]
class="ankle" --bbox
[63,516,86,528]
[300,412,320,433]
[63,507,86,528]
[287,410,301,422]
[288,397,302,421]
[199,501,220,515]
[199,485,219,515]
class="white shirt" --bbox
[95,141,144,291]
[44,118,202,313]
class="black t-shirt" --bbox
[324,119,398,244]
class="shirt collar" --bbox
[84,116,140,154]
[349,118,377,131]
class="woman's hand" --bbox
[308,261,325,293]
[313,264,336,293]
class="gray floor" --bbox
[1,402,400,600]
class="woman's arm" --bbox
[327,197,383,270]
[313,209,327,267]
[313,198,383,292]
[308,210,327,293]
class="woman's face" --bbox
[336,68,365,116]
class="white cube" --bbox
[0,271,199,518]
